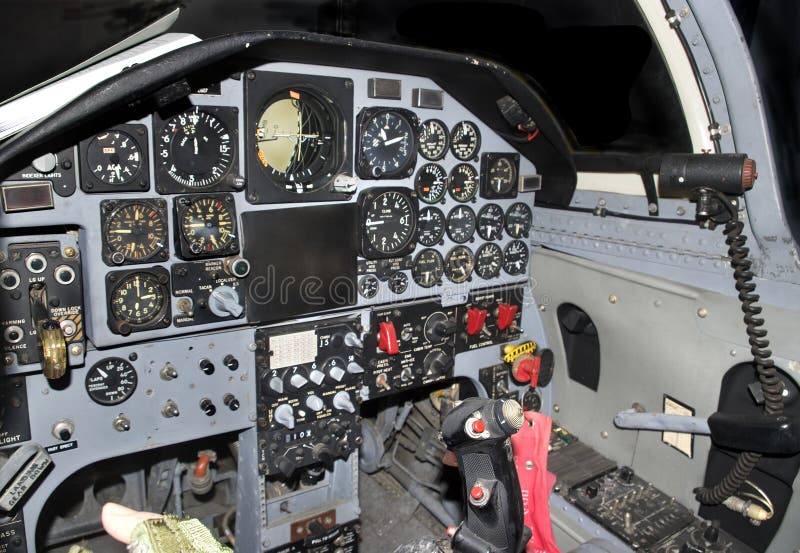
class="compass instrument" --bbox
[417,207,445,247]
[412,249,444,288]
[444,245,475,283]
[176,194,238,258]
[450,121,480,161]
[446,205,476,244]
[358,108,418,179]
[418,119,448,161]
[85,357,138,406]
[359,188,417,258]
[415,163,448,204]
[448,163,479,202]
[475,242,503,280]
[503,240,529,275]
[505,202,532,238]
[101,200,168,265]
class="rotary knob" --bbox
[273,404,295,429]
[288,372,308,390]
[309,369,325,386]
[423,349,454,375]
[332,391,356,414]
[306,395,325,412]
[208,286,244,318]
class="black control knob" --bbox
[200,398,216,417]
[585,484,598,499]
[199,358,215,375]
[425,312,457,342]
[680,543,705,553]
[618,466,634,484]
[423,349,454,375]
[702,523,720,544]
[223,354,239,371]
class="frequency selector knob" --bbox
[306,395,325,412]
[332,391,356,414]
[288,372,308,390]
[347,362,365,374]
[268,376,284,394]
[208,286,244,318]
[309,369,325,385]
[273,404,295,429]
[344,331,363,349]
[328,365,346,382]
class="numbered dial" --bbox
[85,358,138,406]
[475,243,503,280]
[444,246,475,283]
[505,202,532,238]
[418,119,448,161]
[363,190,416,256]
[448,164,479,202]
[450,121,481,161]
[255,89,337,193]
[446,205,476,244]
[104,202,167,263]
[503,240,529,275]
[86,130,143,184]
[110,272,167,326]
[360,110,416,178]
[412,249,444,288]
[180,197,236,255]
[415,163,448,204]
[417,207,445,247]
[388,271,409,294]
[158,107,234,188]
[358,275,380,299]
[476,203,504,241]
[488,156,517,195]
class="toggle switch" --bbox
[496,303,519,331]
[378,321,399,354]
[466,307,488,336]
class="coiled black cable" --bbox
[693,188,784,505]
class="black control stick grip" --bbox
[441,397,528,553]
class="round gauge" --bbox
[110,272,167,326]
[476,203,505,241]
[85,357,138,406]
[417,207,445,247]
[412,249,444,288]
[450,121,481,161]
[158,107,235,188]
[415,163,448,204]
[475,243,504,280]
[360,110,416,178]
[255,88,337,193]
[446,205,476,244]
[488,157,517,195]
[505,202,532,238]
[448,164,479,202]
[444,246,475,283]
[86,130,143,185]
[104,202,167,264]
[180,197,236,255]
[358,275,379,299]
[503,240,530,275]
[363,190,417,256]
[388,271,409,294]
[418,119,448,161]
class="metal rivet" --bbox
[68,344,83,356]
[553,404,560,413]
[676,206,686,216]
[525,460,534,470]
[248,342,258,352]
[654,300,662,307]
[730,349,737,357]
[64,247,77,258]
[609,294,618,304]
[601,431,609,439]
[697,307,708,318]
[648,203,658,213]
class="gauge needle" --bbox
[140,294,156,300]
[365,220,385,226]
[110,229,132,234]
[97,368,108,378]
[194,137,199,156]
[384,136,403,146]
[188,223,206,228]
[379,128,387,142]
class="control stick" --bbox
[441,397,529,553]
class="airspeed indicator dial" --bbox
[104,201,167,264]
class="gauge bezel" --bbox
[449,120,481,161]
[85,357,138,406]
[417,206,446,247]
[480,152,520,199]
[418,119,449,161]
[474,242,504,280]
[358,187,418,259]
[444,245,475,283]
[448,163,479,202]
[356,107,419,180]
[505,201,533,238]
[445,205,477,244]
[174,193,239,260]
[502,240,530,276]
[154,105,242,194]
[415,163,448,204]
[100,199,169,266]
[106,266,171,335]
[358,274,380,299]
[411,248,444,288]
[79,124,150,193]
[476,203,505,241]
[387,271,409,294]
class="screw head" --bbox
[68,344,83,356]
[64,247,77,258]
[553,404,560,413]
[697,307,708,318]
[608,294,618,304]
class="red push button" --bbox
[378,321,399,355]
[466,307,488,335]
[470,485,484,500]
[471,419,486,434]
[497,303,519,330]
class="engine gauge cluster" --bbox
[450,121,481,161]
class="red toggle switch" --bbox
[497,303,519,330]
[511,353,541,386]
[466,307,488,335]
[378,321,399,355]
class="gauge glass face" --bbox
[503,240,529,275]
[446,205,476,244]
[110,272,166,325]
[505,202,532,238]
[388,271,409,294]
[85,357,138,405]
[488,157,517,194]
[444,246,475,283]
[448,163,479,202]
[105,202,167,263]
[417,207,445,247]
[412,249,444,288]
[475,243,503,280]
[415,163,448,204]
[358,275,379,299]
[255,90,336,193]
[450,121,480,161]
[180,197,236,255]
[476,203,504,241]
[364,190,416,255]
[158,107,234,188]
[87,130,143,184]
[360,111,415,178]
[418,119,448,160]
